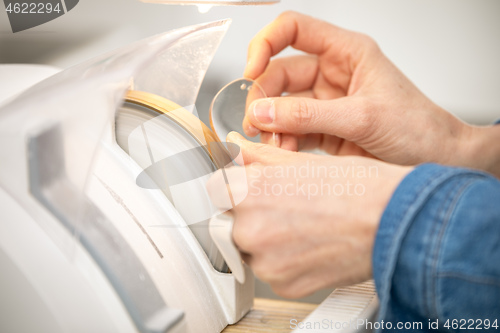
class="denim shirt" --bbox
[373,164,500,332]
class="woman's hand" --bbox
[207,132,412,298]
[243,11,481,169]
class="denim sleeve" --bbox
[373,164,500,332]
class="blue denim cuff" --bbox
[373,164,477,323]
[373,163,500,329]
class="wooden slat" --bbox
[222,298,316,333]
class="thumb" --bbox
[246,96,369,140]
[226,131,297,165]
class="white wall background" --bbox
[1,0,499,303]
[1,0,500,124]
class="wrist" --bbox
[459,124,500,178]
[373,163,414,223]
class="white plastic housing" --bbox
[0,19,254,333]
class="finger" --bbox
[256,55,319,97]
[244,85,347,137]
[279,133,339,153]
[227,131,301,165]
[259,131,273,145]
[247,96,370,142]
[240,253,252,265]
[242,56,318,137]
[280,134,299,151]
[243,80,269,137]
[242,117,261,137]
[259,131,282,148]
[297,133,328,151]
[243,92,316,137]
[258,131,347,155]
[258,132,299,152]
[285,91,316,99]
[243,56,317,137]
[244,11,363,79]
[254,58,347,100]
[206,166,249,210]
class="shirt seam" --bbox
[429,176,481,320]
[436,272,500,288]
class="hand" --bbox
[242,11,499,173]
[207,132,412,298]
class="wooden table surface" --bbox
[222,298,317,333]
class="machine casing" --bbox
[0,20,253,333]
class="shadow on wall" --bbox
[0,33,99,64]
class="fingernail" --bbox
[247,124,261,135]
[226,131,240,143]
[253,99,275,124]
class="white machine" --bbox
[0,20,255,333]
[0,18,378,333]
